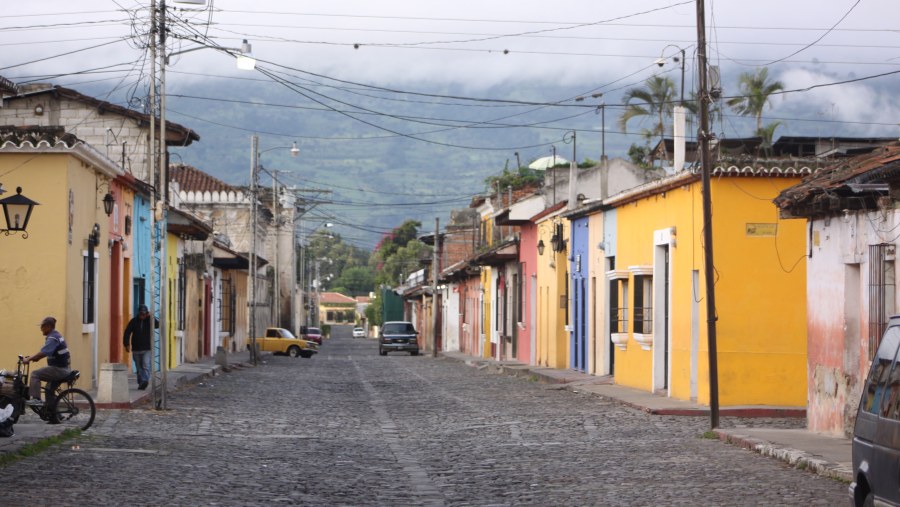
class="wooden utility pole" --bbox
[696,0,720,429]
[431,217,439,357]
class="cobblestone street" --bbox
[4,335,847,506]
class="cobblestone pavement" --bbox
[3,335,847,506]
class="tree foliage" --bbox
[484,167,542,191]
[618,76,677,145]
[726,67,785,132]
[370,220,431,287]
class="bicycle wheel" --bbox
[50,388,95,431]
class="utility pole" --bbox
[431,217,439,357]
[157,0,169,411]
[148,0,159,408]
[696,0,720,429]
[249,135,259,365]
[272,172,280,329]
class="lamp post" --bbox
[657,45,687,106]
[574,93,605,163]
[249,138,299,361]
[147,0,256,406]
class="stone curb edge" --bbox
[714,430,853,483]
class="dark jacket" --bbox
[123,316,159,352]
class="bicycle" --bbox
[0,355,95,431]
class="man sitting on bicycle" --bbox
[24,316,71,406]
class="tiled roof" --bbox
[0,125,80,148]
[775,141,900,218]
[320,292,356,304]
[0,76,17,95]
[170,164,236,193]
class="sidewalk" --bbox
[0,349,259,456]
[439,351,853,483]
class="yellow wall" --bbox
[535,219,570,368]
[0,153,112,384]
[481,266,492,358]
[166,233,179,368]
[709,177,807,406]
[611,176,807,407]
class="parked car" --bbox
[254,327,317,358]
[851,315,900,506]
[378,321,419,356]
[304,327,323,345]
[353,327,365,339]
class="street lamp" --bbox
[0,186,39,236]
[249,137,301,363]
[574,93,606,163]
[657,44,687,105]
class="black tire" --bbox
[287,346,301,358]
[379,348,387,356]
[50,388,95,431]
[0,395,20,424]
[410,350,419,356]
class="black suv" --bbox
[379,321,419,356]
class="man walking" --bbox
[123,305,157,390]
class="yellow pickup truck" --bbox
[255,327,318,358]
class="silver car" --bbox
[378,321,419,356]
[851,315,900,506]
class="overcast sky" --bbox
[3,1,899,247]
[4,1,899,101]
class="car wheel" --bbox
[410,350,419,356]
[379,348,387,356]
[287,346,301,358]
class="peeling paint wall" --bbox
[806,209,899,435]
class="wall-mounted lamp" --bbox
[0,186,39,237]
[537,239,545,256]
[102,192,115,217]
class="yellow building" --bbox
[0,129,124,387]
[535,208,570,369]
[602,168,808,407]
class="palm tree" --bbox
[757,121,783,158]
[617,76,676,144]
[726,67,784,132]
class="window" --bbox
[869,244,896,359]
[607,274,629,334]
[177,261,186,331]
[220,277,235,333]
[864,325,900,415]
[82,254,95,324]
[633,274,653,334]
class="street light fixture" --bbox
[658,44,687,105]
[102,192,115,217]
[0,186,39,236]
[574,93,606,163]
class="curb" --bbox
[714,430,852,483]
